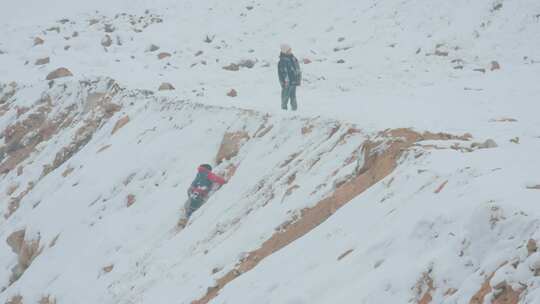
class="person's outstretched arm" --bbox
[208,172,226,185]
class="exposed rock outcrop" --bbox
[193,129,470,304]
[38,295,57,304]
[215,131,250,164]
[6,229,43,284]
[111,116,130,134]
[6,295,23,304]
[2,79,122,217]
[415,272,435,304]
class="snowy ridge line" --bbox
[1,0,540,139]
[0,78,445,302]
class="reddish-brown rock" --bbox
[126,194,136,207]
[34,37,45,46]
[158,52,171,60]
[215,131,250,164]
[227,89,237,97]
[103,264,114,273]
[46,67,73,80]
[111,116,130,134]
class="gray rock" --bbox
[158,82,175,91]
[46,67,73,80]
[101,35,112,47]
[35,57,50,65]
[147,44,160,52]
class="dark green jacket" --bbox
[278,53,301,86]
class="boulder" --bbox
[101,35,112,47]
[34,37,44,46]
[46,26,60,33]
[158,52,171,60]
[6,295,23,304]
[35,57,50,65]
[126,194,136,207]
[103,264,114,273]
[38,295,56,304]
[482,139,498,149]
[46,67,73,80]
[491,61,501,71]
[528,239,538,255]
[238,59,256,68]
[227,89,238,97]
[223,63,240,71]
[6,229,25,254]
[147,44,160,52]
[471,139,498,149]
[158,82,175,91]
[104,24,115,33]
[435,50,449,56]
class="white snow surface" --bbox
[0,0,539,303]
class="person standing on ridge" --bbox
[184,164,226,220]
[278,43,302,111]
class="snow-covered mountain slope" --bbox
[1,0,539,132]
[1,78,539,304]
[1,0,540,303]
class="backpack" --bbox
[191,171,212,189]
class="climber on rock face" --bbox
[184,164,226,219]
[278,43,302,111]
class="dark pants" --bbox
[186,197,204,218]
[281,85,297,111]
[185,189,207,218]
